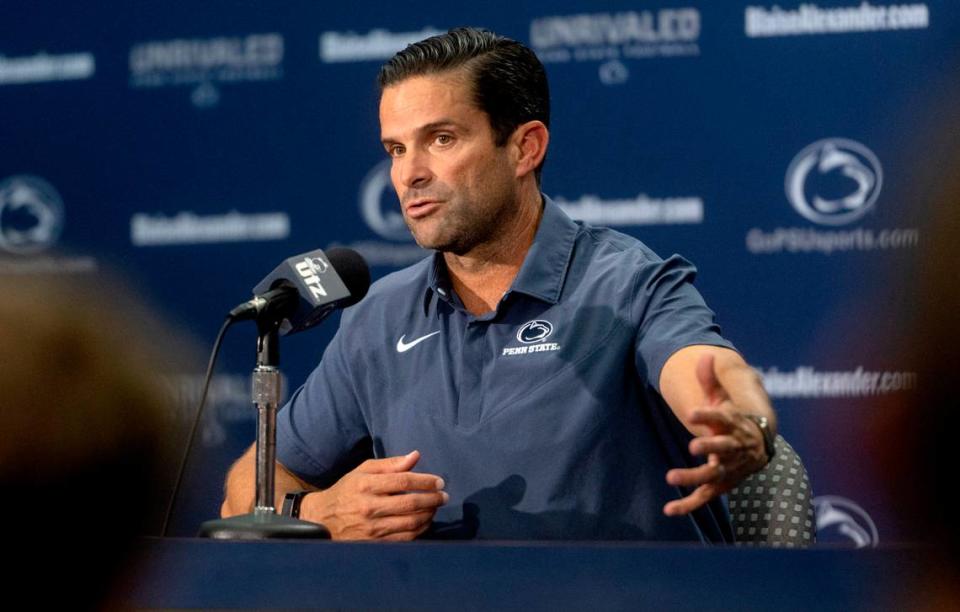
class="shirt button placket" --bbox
[457,320,486,429]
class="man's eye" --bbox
[435,134,453,145]
[388,145,405,157]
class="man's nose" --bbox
[396,148,433,189]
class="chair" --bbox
[727,435,815,547]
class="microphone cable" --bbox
[161,316,233,537]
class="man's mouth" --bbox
[404,199,442,219]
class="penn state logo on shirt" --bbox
[502,319,561,357]
[517,319,553,343]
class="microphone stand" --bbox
[198,317,330,539]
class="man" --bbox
[222,28,776,542]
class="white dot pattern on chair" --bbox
[728,436,815,547]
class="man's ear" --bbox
[510,121,549,180]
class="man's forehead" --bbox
[381,68,472,99]
[378,72,480,134]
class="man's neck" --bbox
[444,187,543,316]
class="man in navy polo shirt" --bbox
[222,28,777,542]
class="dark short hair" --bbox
[378,27,550,181]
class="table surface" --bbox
[126,537,928,610]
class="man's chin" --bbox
[411,234,470,256]
[409,233,443,252]
[408,225,453,253]
[407,219,480,255]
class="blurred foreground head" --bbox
[867,114,960,608]
[0,276,178,609]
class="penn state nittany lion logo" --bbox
[0,175,64,255]
[813,495,879,548]
[359,159,411,241]
[785,138,883,226]
[516,320,554,344]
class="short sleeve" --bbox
[275,325,372,488]
[632,254,735,393]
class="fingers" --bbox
[373,509,436,536]
[687,412,764,468]
[364,471,445,495]
[370,491,449,518]
[357,450,421,474]
[687,408,735,431]
[341,510,437,541]
[663,484,720,516]
[665,425,764,517]
[689,434,742,456]
[664,454,731,515]
[314,451,451,541]
[665,458,725,488]
[378,517,435,541]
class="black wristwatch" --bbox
[743,414,776,463]
[281,490,313,518]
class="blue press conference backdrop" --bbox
[3,1,957,542]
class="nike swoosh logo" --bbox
[396,331,441,353]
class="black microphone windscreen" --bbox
[325,247,370,307]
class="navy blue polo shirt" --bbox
[276,196,735,542]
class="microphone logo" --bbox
[295,256,329,299]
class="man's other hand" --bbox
[663,352,771,516]
[299,450,448,541]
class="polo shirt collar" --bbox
[509,194,578,304]
[424,194,579,313]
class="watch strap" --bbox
[743,414,776,462]
[281,490,312,518]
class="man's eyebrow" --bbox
[420,119,463,132]
[381,119,466,145]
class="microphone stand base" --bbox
[199,512,331,540]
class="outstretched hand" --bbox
[663,354,769,516]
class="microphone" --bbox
[228,247,370,335]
